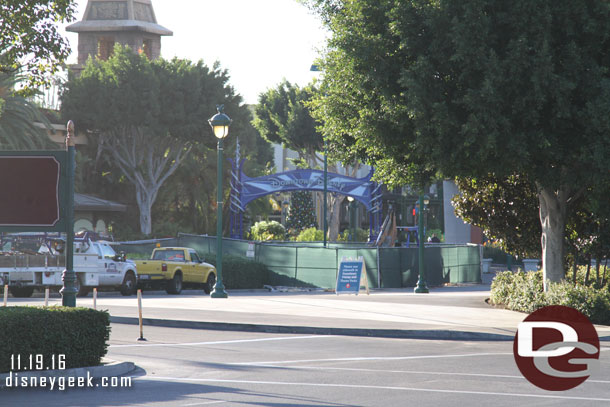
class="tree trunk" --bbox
[327,194,344,241]
[572,249,577,285]
[103,127,190,237]
[134,185,158,236]
[538,187,568,290]
[595,257,601,286]
[584,257,591,286]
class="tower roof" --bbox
[66,0,172,36]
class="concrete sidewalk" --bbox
[14,276,610,342]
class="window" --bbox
[97,37,115,60]
[189,251,201,263]
[141,39,152,59]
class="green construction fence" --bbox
[115,234,481,289]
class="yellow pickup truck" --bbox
[135,247,216,294]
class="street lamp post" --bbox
[61,120,77,306]
[323,146,328,247]
[209,105,231,298]
[414,193,429,293]
[310,64,328,248]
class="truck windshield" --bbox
[153,250,185,261]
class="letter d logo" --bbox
[517,321,577,357]
[513,305,600,391]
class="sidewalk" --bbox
[12,270,610,342]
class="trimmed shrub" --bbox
[250,221,286,241]
[490,270,610,325]
[337,227,370,243]
[206,255,269,289]
[296,227,324,242]
[546,283,610,325]
[0,307,110,373]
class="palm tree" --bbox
[0,70,54,150]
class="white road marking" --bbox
[261,365,610,384]
[133,377,610,402]
[181,401,226,406]
[108,335,334,348]
[230,352,513,366]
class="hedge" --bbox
[205,255,316,289]
[490,271,610,325]
[206,255,269,289]
[0,307,110,373]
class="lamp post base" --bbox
[414,281,429,294]
[211,284,228,298]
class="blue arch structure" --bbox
[229,157,382,240]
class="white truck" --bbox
[0,236,137,298]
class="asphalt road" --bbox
[4,324,610,407]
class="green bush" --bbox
[337,227,370,243]
[250,221,286,241]
[296,227,324,242]
[490,270,610,325]
[205,255,318,289]
[206,255,269,289]
[0,307,110,373]
[546,283,610,325]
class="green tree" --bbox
[152,114,273,236]
[307,0,610,286]
[452,175,540,258]
[253,80,323,164]
[61,46,246,235]
[0,0,75,91]
[286,191,318,235]
[0,71,55,149]
[253,80,361,241]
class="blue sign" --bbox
[336,260,364,294]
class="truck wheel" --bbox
[166,272,182,295]
[120,272,136,296]
[204,273,216,294]
[75,277,90,297]
[8,286,34,298]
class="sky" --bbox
[61,0,328,105]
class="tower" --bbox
[66,0,172,70]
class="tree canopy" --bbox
[307,0,610,284]
[0,70,55,149]
[0,0,75,91]
[253,80,323,166]
[61,46,251,235]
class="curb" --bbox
[0,360,135,388]
[110,315,515,342]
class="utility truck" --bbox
[0,232,137,297]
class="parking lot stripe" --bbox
[109,335,334,348]
[134,377,610,402]
[230,352,513,366]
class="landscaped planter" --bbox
[522,259,540,272]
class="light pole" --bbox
[310,64,328,247]
[323,146,328,247]
[61,120,77,306]
[209,105,231,298]
[414,193,430,293]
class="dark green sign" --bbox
[0,151,68,232]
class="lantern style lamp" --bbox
[208,105,232,298]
